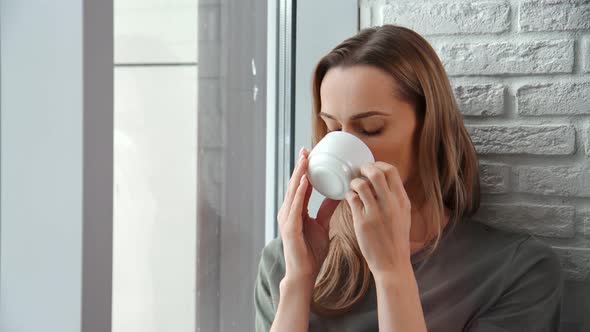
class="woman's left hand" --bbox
[344,161,413,277]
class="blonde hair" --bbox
[309,25,481,316]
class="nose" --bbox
[340,128,366,145]
[341,125,355,135]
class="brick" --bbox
[515,165,590,197]
[480,163,510,193]
[520,0,590,32]
[517,82,590,116]
[382,1,509,35]
[584,38,590,73]
[553,247,590,281]
[575,210,590,238]
[454,84,504,116]
[466,125,576,155]
[472,203,575,238]
[433,40,574,76]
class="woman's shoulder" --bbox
[447,219,532,253]
[478,224,564,313]
[509,233,563,282]
[452,218,528,242]
[257,236,286,280]
[452,219,562,275]
[260,236,284,258]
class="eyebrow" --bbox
[319,110,390,121]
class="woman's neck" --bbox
[406,185,449,253]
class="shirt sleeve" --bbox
[464,235,564,332]
[254,239,281,332]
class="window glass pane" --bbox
[113,0,269,331]
[196,0,269,330]
[113,1,197,331]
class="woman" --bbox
[254,25,563,332]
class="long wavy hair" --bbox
[309,25,481,316]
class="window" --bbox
[113,0,272,330]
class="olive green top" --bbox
[254,219,563,332]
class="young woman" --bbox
[254,25,563,332]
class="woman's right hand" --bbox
[277,146,341,288]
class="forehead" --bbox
[320,65,399,116]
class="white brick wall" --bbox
[360,0,590,284]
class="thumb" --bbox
[315,198,340,231]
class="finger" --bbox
[373,161,396,192]
[359,163,391,207]
[345,190,363,221]
[302,146,310,158]
[315,197,340,231]
[281,153,308,219]
[374,161,410,205]
[350,177,377,214]
[287,174,309,231]
[302,172,313,218]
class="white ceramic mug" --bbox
[306,131,375,200]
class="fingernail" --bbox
[300,174,306,183]
[299,146,304,156]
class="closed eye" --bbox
[328,128,383,137]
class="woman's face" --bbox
[319,65,420,188]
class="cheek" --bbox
[367,141,405,166]
[367,137,416,181]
